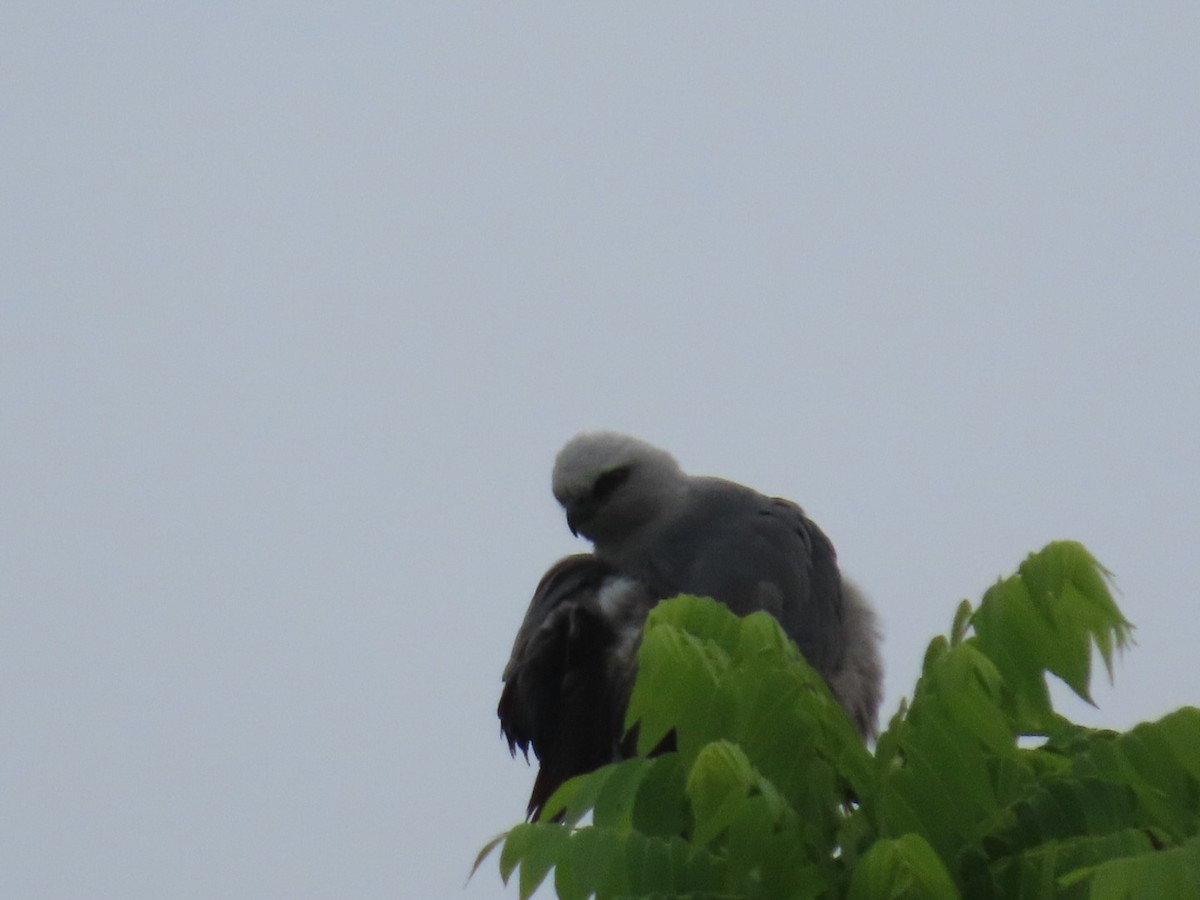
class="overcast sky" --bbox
[3,5,1198,899]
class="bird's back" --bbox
[618,477,848,681]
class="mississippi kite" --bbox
[500,432,882,818]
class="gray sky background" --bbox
[3,5,1198,898]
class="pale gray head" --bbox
[551,431,686,546]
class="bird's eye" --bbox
[592,465,632,502]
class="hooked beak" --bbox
[564,499,595,538]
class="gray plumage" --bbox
[500,432,882,818]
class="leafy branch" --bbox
[480,541,1199,899]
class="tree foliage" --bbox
[479,541,1200,898]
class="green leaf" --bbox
[951,599,973,646]
[498,822,570,899]
[685,740,789,847]
[552,827,723,900]
[633,595,873,860]
[1066,707,1200,841]
[970,541,1132,730]
[627,599,731,759]
[630,754,689,839]
[555,827,630,898]
[1060,831,1200,899]
[592,757,657,832]
[470,830,508,882]
[542,760,632,827]
[875,640,1024,862]
[1015,542,1132,684]
[979,829,1156,900]
[848,833,960,900]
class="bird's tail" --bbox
[830,579,883,741]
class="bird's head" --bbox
[551,431,685,548]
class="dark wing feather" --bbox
[498,555,654,819]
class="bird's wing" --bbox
[644,483,847,679]
[498,554,655,819]
[757,494,847,676]
[501,554,599,685]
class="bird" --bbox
[499,431,882,819]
